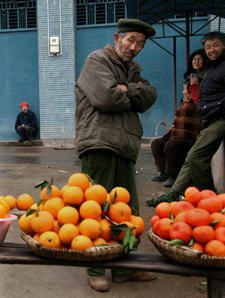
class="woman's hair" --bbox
[183,48,208,79]
[201,31,225,46]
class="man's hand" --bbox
[117,84,128,92]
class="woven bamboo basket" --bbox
[21,232,124,262]
[148,229,225,269]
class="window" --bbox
[76,0,126,26]
[0,0,36,31]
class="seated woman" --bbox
[150,49,208,187]
[151,79,201,187]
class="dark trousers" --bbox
[16,125,36,141]
[151,137,195,177]
[173,118,225,194]
[81,149,138,276]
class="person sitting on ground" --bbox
[146,31,225,207]
[15,102,37,144]
[151,78,201,187]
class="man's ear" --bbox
[114,33,120,45]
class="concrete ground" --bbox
[0,144,208,298]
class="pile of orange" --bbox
[19,173,145,251]
[151,186,225,257]
[0,195,17,218]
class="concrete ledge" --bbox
[0,138,153,148]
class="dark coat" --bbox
[197,50,225,129]
[15,110,37,131]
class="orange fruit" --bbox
[39,231,61,248]
[184,186,202,206]
[99,219,112,242]
[0,199,10,214]
[31,211,54,234]
[130,215,145,237]
[186,208,211,227]
[63,186,84,206]
[79,218,101,240]
[197,196,223,213]
[30,203,44,211]
[84,184,108,206]
[57,206,80,225]
[0,204,7,218]
[3,195,17,210]
[58,223,80,245]
[16,193,34,210]
[171,201,194,217]
[152,220,159,235]
[33,233,40,241]
[109,187,130,204]
[52,220,61,233]
[200,189,217,199]
[79,200,102,220]
[117,221,136,243]
[158,218,172,240]
[150,215,160,226]
[193,225,215,244]
[61,184,69,195]
[215,227,225,243]
[40,185,62,200]
[109,202,132,223]
[93,237,107,246]
[156,202,172,218]
[19,213,34,234]
[205,240,225,257]
[191,242,205,253]
[71,235,93,251]
[43,197,65,219]
[169,222,192,244]
[218,193,225,208]
[174,211,187,223]
[68,173,90,191]
[210,212,225,228]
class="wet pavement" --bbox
[0,144,208,298]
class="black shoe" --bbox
[28,138,34,144]
[146,190,180,207]
[163,176,176,187]
[18,138,26,144]
[151,172,168,182]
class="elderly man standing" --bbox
[15,102,37,144]
[75,19,157,291]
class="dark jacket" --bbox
[197,50,225,129]
[15,110,37,131]
[75,44,157,163]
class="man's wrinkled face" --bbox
[114,32,146,63]
[204,38,225,60]
[21,105,29,114]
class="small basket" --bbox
[148,229,225,269]
[21,232,124,262]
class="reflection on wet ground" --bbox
[0,148,82,167]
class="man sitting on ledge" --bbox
[146,31,225,207]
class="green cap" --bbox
[117,18,156,38]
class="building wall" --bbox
[37,0,76,146]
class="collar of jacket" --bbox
[104,44,142,71]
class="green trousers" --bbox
[173,118,225,194]
[81,149,138,276]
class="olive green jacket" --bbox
[75,44,157,162]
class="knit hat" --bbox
[117,18,156,38]
[20,102,29,108]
